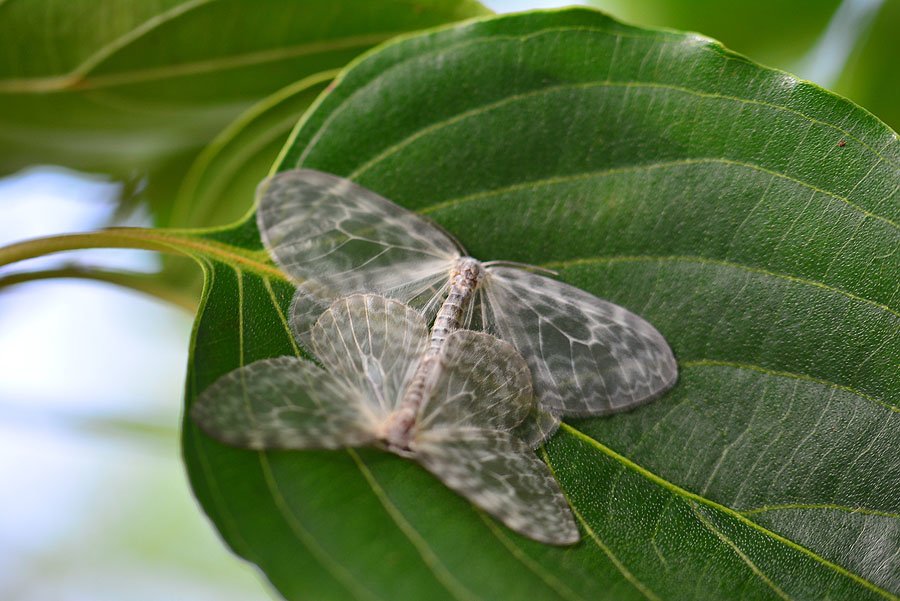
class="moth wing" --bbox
[256,169,460,336]
[191,356,377,450]
[311,294,429,415]
[291,277,449,350]
[413,429,579,545]
[417,330,533,433]
[512,405,561,449]
[484,267,678,416]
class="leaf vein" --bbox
[561,424,899,600]
[303,26,895,171]
[539,254,900,322]
[541,448,661,601]
[419,158,897,231]
[690,502,793,601]
[348,450,482,601]
[679,359,896,413]
[478,514,587,601]
[239,267,381,601]
[739,504,900,520]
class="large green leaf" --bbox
[181,8,899,600]
[0,0,488,223]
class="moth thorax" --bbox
[430,257,483,348]
[450,256,485,290]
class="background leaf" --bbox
[182,7,899,600]
[589,0,900,131]
[0,0,488,224]
[591,0,842,66]
[832,0,900,136]
[168,73,333,228]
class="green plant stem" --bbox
[0,227,285,280]
[0,229,184,266]
[0,226,288,312]
[0,265,198,312]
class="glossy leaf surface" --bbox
[182,8,899,600]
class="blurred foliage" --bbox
[169,73,333,228]
[0,0,489,226]
[591,0,899,130]
[835,0,900,132]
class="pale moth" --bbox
[258,169,678,443]
[192,294,580,545]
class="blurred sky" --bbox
[0,169,275,601]
[0,0,890,599]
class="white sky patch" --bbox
[484,0,588,13]
[0,168,268,600]
[797,0,884,88]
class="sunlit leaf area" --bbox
[0,1,896,600]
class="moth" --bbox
[192,294,580,545]
[257,169,678,443]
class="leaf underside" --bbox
[182,8,900,601]
[0,0,488,224]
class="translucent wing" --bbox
[416,330,533,433]
[311,294,428,414]
[191,356,377,450]
[412,429,579,545]
[257,169,461,337]
[483,267,678,416]
[291,277,450,350]
[512,405,561,449]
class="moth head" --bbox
[452,256,485,286]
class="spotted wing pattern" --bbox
[413,429,579,545]
[454,291,562,447]
[484,267,678,416]
[256,169,460,341]
[312,294,428,415]
[191,356,376,450]
[512,404,562,449]
[412,330,579,544]
[192,294,580,545]
[417,329,533,432]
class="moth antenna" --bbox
[483,260,559,277]
[418,213,467,255]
